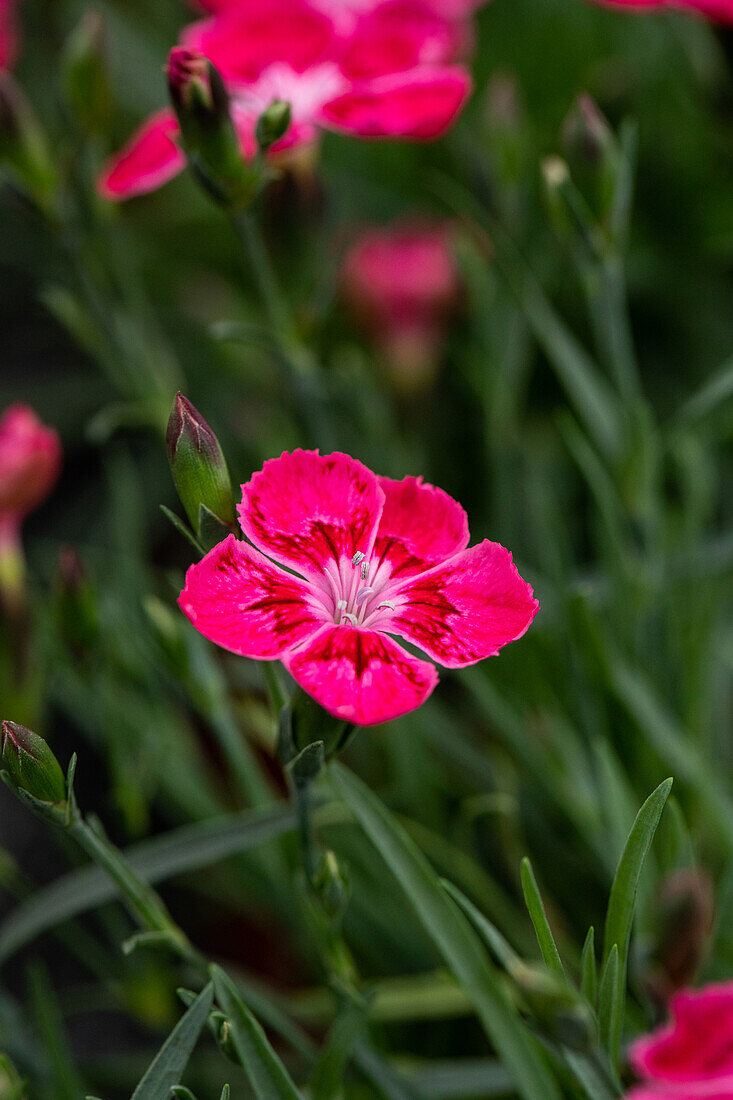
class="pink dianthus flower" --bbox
[99,0,472,200]
[179,450,538,726]
[626,982,733,1099]
[0,404,61,550]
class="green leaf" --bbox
[220,1087,231,1100]
[352,1043,428,1100]
[331,763,562,1100]
[440,881,518,970]
[597,946,619,1060]
[28,963,85,1100]
[563,1051,620,1100]
[603,778,672,1065]
[211,965,302,1100]
[308,997,366,1100]
[159,505,204,556]
[0,804,296,966]
[520,859,564,975]
[580,928,597,1008]
[131,983,213,1100]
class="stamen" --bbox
[377,600,395,611]
[341,612,358,626]
[352,551,365,566]
[360,561,370,580]
[337,600,347,610]
[355,587,374,605]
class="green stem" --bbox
[235,211,295,345]
[293,776,318,887]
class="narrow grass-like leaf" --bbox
[130,982,213,1100]
[308,998,366,1100]
[597,947,619,1060]
[580,928,597,1008]
[564,1051,621,1100]
[28,963,85,1100]
[603,778,672,1062]
[0,804,296,966]
[406,1058,513,1098]
[440,880,517,969]
[331,763,562,1100]
[353,1042,428,1100]
[520,859,564,975]
[220,1087,231,1100]
[211,965,302,1100]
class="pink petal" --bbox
[321,65,472,141]
[178,534,322,659]
[238,450,385,583]
[98,109,185,200]
[339,4,463,82]
[391,540,539,668]
[284,624,438,725]
[371,475,469,582]
[181,3,335,83]
[631,983,733,1085]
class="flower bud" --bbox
[166,48,257,210]
[255,100,291,152]
[0,404,62,534]
[1,721,67,806]
[508,961,596,1052]
[562,94,614,165]
[54,547,99,654]
[62,9,112,136]
[166,392,235,537]
[646,868,714,1005]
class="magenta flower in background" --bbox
[98,0,472,200]
[626,983,733,1099]
[0,405,62,550]
[0,0,19,70]
[342,222,460,389]
[595,0,733,22]
[179,450,538,726]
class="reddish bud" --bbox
[1,720,67,805]
[0,405,61,543]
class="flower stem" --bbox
[235,211,295,346]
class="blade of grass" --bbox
[520,859,565,975]
[130,983,213,1100]
[580,928,597,1008]
[603,779,672,1067]
[0,804,297,966]
[211,965,302,1100]
[331,763,562,1100]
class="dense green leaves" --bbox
[331,763,562,1100]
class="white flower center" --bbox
[231,63,347,125]
[315,550,397,628]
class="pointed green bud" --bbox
[166,392,235,538]
[1,721,67,806]
[167,48,259,211]
[62,9,112,136]
[508,961,596,1052]
[255,100,291,152]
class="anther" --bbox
[377,600,395,611]
[352,551,365,566]
[360,561,370,580]
[355,587,374,605]
[341,612,358,626]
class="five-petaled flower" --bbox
[98,0,472,200]
[626,982,733,1099]
[0,404,61,550]
[179,450,538,726]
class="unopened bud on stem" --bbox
[166,392,235,537]
[1,721,67,805]
[255,100,291,152]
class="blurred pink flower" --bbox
[626,983,733,1099]
[0,0,19,70]
[99,0,472,200]
[595,0,733,22]
[342,222,460,389]
[179,450,537,726]
[0,405,62,548]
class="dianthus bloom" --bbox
[596,0,733,22]
[0,0,19,70]
[99,0,471,200]
[626,982,733,1099]
[0,405,61,549]
[179,450,538,726]
[342,222,460,389]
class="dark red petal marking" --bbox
[239,450,384,581]
[373,474,469,581]
[393,539,539,668]
[179,534,321,659]
[284,624,438,726]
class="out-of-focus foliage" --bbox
[1,0,733,1096]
